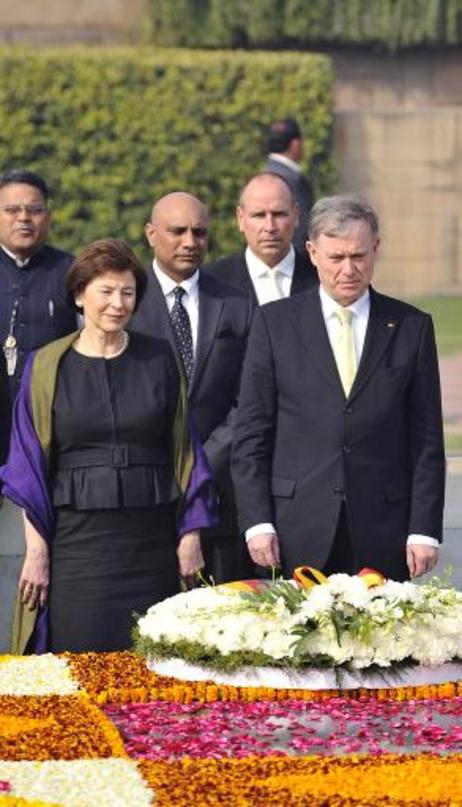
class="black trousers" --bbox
[322,504,357,576]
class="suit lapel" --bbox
[349,290,399,401]
[290,252,318,296]
[239,254,258,305]
[293,292,344,396]
[146,272,176,347]
[190,277,224,393]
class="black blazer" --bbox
[232,287,445,580]
[131,269,254,482]
[203,249,318,306]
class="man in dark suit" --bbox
[232,195,445,582]
[0,169,76,402]
[131,191,254,582]
[264,118,313,253]
[205,172,317,305]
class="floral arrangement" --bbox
[135,574,462,675]
[1,652,462,805]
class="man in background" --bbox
[0,169,76,401]
[0,169,76,652]
[264,118,313,252]
[205,172,317,305]
[131,191,253,582]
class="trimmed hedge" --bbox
[148,0,462,51]
[0,48,334,261]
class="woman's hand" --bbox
[177,530,204,580]
[20,514,49,610]
[19,544,49,610]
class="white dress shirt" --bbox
[246,284,438,549]
[153,260,200,354]
[245,245,295,304]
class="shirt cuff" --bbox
[245,523,276,543]
[407,534,439,548]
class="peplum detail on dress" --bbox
[52,463,180,510]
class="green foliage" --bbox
[405,295,462,356]
[148,0,462,51]
[0,48,334,261]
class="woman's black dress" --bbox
[48,333,182,653]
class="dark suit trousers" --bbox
[322,505,357,576]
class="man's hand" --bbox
[406,544,439,578]
[247,532,281,568]
[177,530,204,580]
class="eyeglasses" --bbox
[0,204,48,217]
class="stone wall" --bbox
[332,50,462,295]
[0,0,148,43]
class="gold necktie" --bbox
[333,307,357,396]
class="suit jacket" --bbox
[131,269,254,485]
[264,157,313,252]
[232,287,445,581]
[203,249,318,306]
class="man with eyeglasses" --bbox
[0,170,77,652]
[0,169,77,401]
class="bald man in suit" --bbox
[204,173,317,306]
[131,192,254,582]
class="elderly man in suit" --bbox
[131,191,254,583]
[232,194,445,582]
[264,118,313,253]
[205,172,317,305]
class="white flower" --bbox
[0,655,80,696]
[136,575,462,675]
[0,760,153,807]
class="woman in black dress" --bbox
[6,238,214,653]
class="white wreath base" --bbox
[148,657,462,690]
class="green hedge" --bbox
[148,0,462,51]
[0,48,334,261]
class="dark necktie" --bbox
[170,286,194,380]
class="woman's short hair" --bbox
[66,238,147,311]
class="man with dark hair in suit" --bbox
[264,118,313,252]
[204,172,317,305]
[0,169,76,402]
[131,191,254,582]
[232,194,445,582]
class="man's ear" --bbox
[306,239,317,265]
[145,222,156,249]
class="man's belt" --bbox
[56,445,168,470]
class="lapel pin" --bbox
[387,321,397,328]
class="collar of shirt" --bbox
[0,244,30,268]
[319,284,370,322]
[153,260,200,304]
[245,245,295,281]
[153,260,199,352]
[268,153,302,174]
[319,285,370,360]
